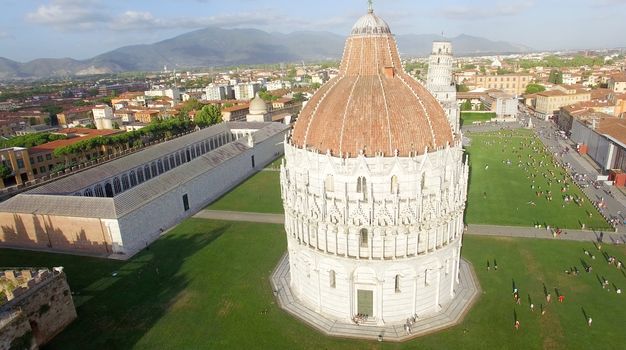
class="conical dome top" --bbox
[249,92,268,115]
[291,6,454,158]
[351,10,391,36]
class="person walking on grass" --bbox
[588,317,592,327]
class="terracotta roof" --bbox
[596,118,626,145]
[29,128,123,154]
[611,74,626,83]
[291,11,453,157]
[537,90,566,97]
[223,105,249,112]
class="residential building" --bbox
[484,91,518,119]
[234,83,261,100]
[57,107,94,126]
[535,88,591,116]
[205,84,234,101]
[134,110,160,124]
[608,74,626,93]
[145,88,181,102]
[222,105,249,122]
[462,74,533,96]
[0,147,35,188]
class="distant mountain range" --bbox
[0,27,532,79]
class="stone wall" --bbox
[116,127,288,254]
[0,213,112,255]
[0,269,77,349]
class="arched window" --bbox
[356,177,367,200]
[137,168,145,183]
[121,174,130,190]
[329,270,336,288]
[130,170,138,186]
[144,165,151,180]
[169,155,175,169]
[164,158,170,172]
[104,182,114,197]
[151,162,157,177]
[157,159,164,174]
[324,175,334,192]
[84,188,94,197]
[395,275,401,292]
[176,153,182,166]
[113,177,122,194]
[390,175,398,194]
[421,174,426,190]
[94,184,105,197]
[185,149,191,162]
[360,228,368,248]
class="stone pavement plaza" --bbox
[269,253,481,342]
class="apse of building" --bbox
[280,5,469,325]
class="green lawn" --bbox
[206,170,283,213]
[465,129,610,230]
[2,221,625,349]
[461,112,496,126]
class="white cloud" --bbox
[442,1,534,20]
[109,11,292,31]
[26,0,109,29]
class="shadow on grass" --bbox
[40,222,230,350]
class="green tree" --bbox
[258,88,279,102]
[311,82,322,90]
[292,92,307,103]
[548,70,563,84]
[85,123,97,129]
[195,105,222,127]
[112,122,120,129]
[0,164,12,179]
[287,68,297,79]
[525,83,546,94]
[460,100,472,111]
[456,84,470,93]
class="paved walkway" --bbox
[270,253,481,342]
[195,210,626,244]
[193,210,284,224]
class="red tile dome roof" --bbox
[291,10,454,157]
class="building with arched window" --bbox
[0,122,288,256]
[280,5,469,326]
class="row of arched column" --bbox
[74,131,244,198]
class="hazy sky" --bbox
[1,0,625,62]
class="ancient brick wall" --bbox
[0,269,77,349]
[0,311,35,350]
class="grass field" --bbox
[461,112,496,126]
[205,170,283,213]
[2,220,625,349]
[465,129,610,230]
